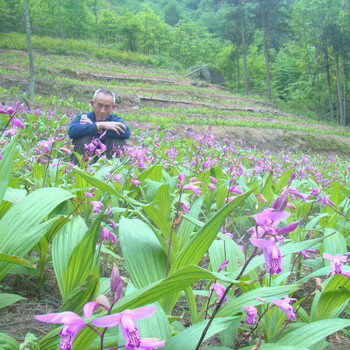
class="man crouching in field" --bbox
[68,88,130,164]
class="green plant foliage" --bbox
[0,188,74,281]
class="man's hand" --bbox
[80,116,93,124]
[96,121,126,135]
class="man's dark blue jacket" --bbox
[68,111,131,143]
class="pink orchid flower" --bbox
[91,305,164,349]
[243,306,258,325]
[271,295,297,321]
[102,227,117,244]
[183,183,202,196]
[131,173,142,187]
[217,260,229,272]
[210,283,227,302]
[34,302,99,350]
[250,236,283,275]
[91,200,104,213]
[12,118,24,128]
[323,252,347,275]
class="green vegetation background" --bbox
[1,0,349,126]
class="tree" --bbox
[58,0,65,47]
[98,8,119,45]
[253,0,290,101]
[87,0,106,47]
[164,0,182,26]
[61,0,90,39]
[23,0,35,101]
[0,0,12,31]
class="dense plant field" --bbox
[1,101,350,350]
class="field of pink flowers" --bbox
[1,102,350,350]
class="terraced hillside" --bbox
[1,49,350,155]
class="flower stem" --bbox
[166,189,183,276]
[195,247,258,350]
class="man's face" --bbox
[90,92,116,121]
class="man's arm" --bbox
[68,114,98,139]
[98,116,131,139]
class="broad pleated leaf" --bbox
[170,188,256,272]
[0,254,35,268]
[209,234,244,273]
[145,180,170,218]
[315,274,350,320]
[3,188,27,204]
[0,187,74,280]
[142,204,172,238]
[60,272,100,314]
[138,164,163,183]
[276,319,350,347]
[0,133,19,204]
[70,265,235,349]
[0,218,57,281]
[62,213,102,300]
[323,231,347,256]
[237,235,328,279]
[52,216,87,298]
[217,284,299,317]
[178,197,203,248]
[163,317,240,350]
[0,332,19,350]
[72,166,140,206]
[240,345,308,350]
[0,292,25,309]
[119,217,167,288]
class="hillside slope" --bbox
[1,49,350,155]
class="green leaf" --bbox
[240,235,328,279]
[3,188,27,204]
[0,332,19,350]
[130,302,171,343]
[0,187,74,281]
[0,292,25,309]
[119,217,167,288]
[261,171,274,203]
[217,284,300,317]
[142,204,172,238]
[277,319,350,347]
[170,188,256,272]
[240,345,308,350]
[62,213,102,302]
[163,317,240,349]
[315,274,350,320]
[0,218,57,281]
[178,197,203,248]
[274,167,293,194]
[52,216,87,298]
[0,133,19,204]
[138,164,163,183]
[0,254,35,268]
[71,265,236,349]
[20,332,39,350]
[209,234,244,273]
[60,272,100,313]
[323,231,347,256]
[145,180,170,218]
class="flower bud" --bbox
[255,193,268,203]
[96,295,111,310]
[315,278,323,292]
[110,264,123,303]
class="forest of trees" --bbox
[1,0,349,125]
